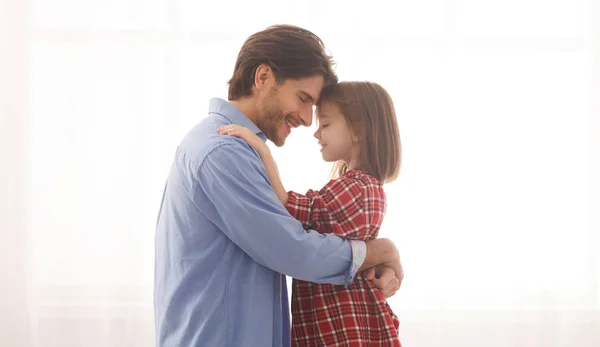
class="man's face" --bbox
[256,75,324,147]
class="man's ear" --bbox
[254,64,273,91]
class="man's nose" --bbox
[300,108,313,127]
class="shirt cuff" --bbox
[347,240,366,283]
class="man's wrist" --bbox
[359,238,399,272]
[348,240,366,282]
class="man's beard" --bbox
[257,88,288,147]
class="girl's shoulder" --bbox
[319,169,385,198]
[340,168,382,187]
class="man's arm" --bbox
[217,124,289,204]
[194,142,401,286]
[194,143,357,285]
[256,150,288,204]
[361,238,402,276]
[213,126,402,290]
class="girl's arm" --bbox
[218,124,288,204]
[253,148,288,205]
[286,176,385,240]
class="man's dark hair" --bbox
[228,25,338,100]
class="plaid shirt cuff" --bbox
[347,240,366,283]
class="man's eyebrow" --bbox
[299,90,316,103]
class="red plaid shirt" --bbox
[286,169,401,347]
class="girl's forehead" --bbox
[315,110,332,122]
[316,101,341,116]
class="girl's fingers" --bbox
[218,125,240,132]
[218,125,245,137]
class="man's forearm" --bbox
[359,238,399,272]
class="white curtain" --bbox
[1,0,599,346]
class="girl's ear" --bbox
[351,128,361,143]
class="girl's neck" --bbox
[345,157,361,172]
[346,147,361,171]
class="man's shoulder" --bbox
[177,118,259,173]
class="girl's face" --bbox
[314,102,360,166]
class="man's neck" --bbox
[229,98,259,125]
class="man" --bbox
[154,25,403,347]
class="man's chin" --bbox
[267,133,287,147]
[271,137,286,147]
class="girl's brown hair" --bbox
[318,81,401,184]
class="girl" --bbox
[218,81,402,346]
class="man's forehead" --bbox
[288,76,324,101]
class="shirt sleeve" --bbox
[193,143,362,285]
[285,175,386,241]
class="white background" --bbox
[1,0,599,346]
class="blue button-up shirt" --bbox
[154,98,366,347]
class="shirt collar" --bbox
[209,98,266,141]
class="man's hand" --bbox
[365,265,402,298]
[360,238,403,298]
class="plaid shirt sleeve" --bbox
[285,175,385,241]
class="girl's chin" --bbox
[320,154,337,162]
